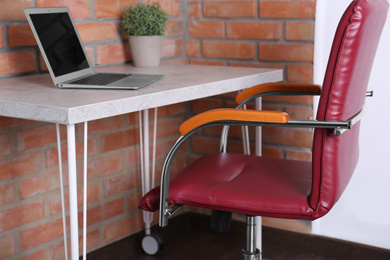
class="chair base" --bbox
[242,248,261,260]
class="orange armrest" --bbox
[235,82,322,104]
[179,109,289,135]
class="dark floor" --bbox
[84,213,390,260]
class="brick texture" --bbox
[96,43,132,65]
[259,1,316,18]
[88,153,124,178]
[0,0,316,258]
[154,0,182,16]
[84,198,124,226]
[287,64,313,83]
[104,174,139,197]
[286,21,315,41]
[17,125,57,150]
[0,135,10,156]
[45,139,96,167]
[0,152,41,181]
[49,183,99,215]
[187,1,201,18]
[166,19,184,36]
[76,22,119,42]
[203,41,255,59]
[95,0,138,18]
[7,25,36,47]
[259,43,314,62]
[0,0,33,21]
[20,217,65,250]
[36,0,91,18]
[19,170,63,198]
[0,52,36,75]
[49,229,99,260]
[161,38,184,58]
[0,26,4,47]
[204,1,257,18]
[20,250,46,260]
[104,213,144,242]
[186,40,200,57]
[227,21,282,40]
[101,128,139,152]
[189,21,225,38]
[0,202,45,232]
[0,184,14,206]
[0,236,14,258]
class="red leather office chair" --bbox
[139,0,389,258]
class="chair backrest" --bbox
[310,0,388,218]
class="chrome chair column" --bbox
[242,216,261,260]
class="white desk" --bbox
[0,64,282,259]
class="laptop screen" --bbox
[30,12,89,77]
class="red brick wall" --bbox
[186,0,315,156]
[0,0,315,258]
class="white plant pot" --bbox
[128,35,164,67]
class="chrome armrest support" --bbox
[236,91,321,110]
[220,105,367,152]
[160,135,189,227]
[166,204,183,216]
[161,124,220,226]
[220,125,229,153]
[221,91,321,153]
[286,105,365,136]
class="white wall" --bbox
[312,0,390,249]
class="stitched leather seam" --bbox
[208,161,247,206]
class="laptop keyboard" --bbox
[70,73,129,86]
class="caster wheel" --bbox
[141,234,163,255]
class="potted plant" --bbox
[122,1,168,67]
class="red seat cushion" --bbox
[140,153,316,220]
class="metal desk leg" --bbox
[82,122,88,260]
[56,124,68,260]
[57,123,88,260]
[139,108,162,255]
[66,124,79,260]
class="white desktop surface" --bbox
[0,64,282,124]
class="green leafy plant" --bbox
[122,1,168,36]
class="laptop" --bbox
[24,7,164,90]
